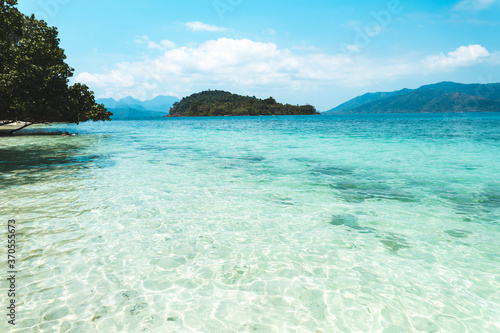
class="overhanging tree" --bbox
[0,0,111,134]
[0,0,22,116]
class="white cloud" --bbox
[75,39,494,101]
[454,0,500,11]
[135,36,176,50]
[185,21,227,32]
[76,38,354,99]
[160,40,176,49]
[77,70,135,88]
[423,45,490,69]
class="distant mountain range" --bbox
[97,95,180,119]
[324,82,500,114]
[99,82,500,119]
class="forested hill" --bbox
[324,82,500,114]
[167,90,319,117]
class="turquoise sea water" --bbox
[1,113,500,332]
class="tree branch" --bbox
[4,122,33,135]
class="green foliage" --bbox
[0,0,23,114]
[168,90,319,117]
[0,1,111,125]
[67,83,109,122]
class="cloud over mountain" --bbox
[75,38,494,101]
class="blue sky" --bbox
[18,0,500,110]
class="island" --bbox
[323,82,500,114]
[167,90,319,117]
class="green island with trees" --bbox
[168,90,319,117]
[0,0,111,135]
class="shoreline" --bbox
[0,122,31,135]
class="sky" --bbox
[17,0,500,110]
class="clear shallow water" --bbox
[1,113,499,332]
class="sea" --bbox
[1,113,499,332]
